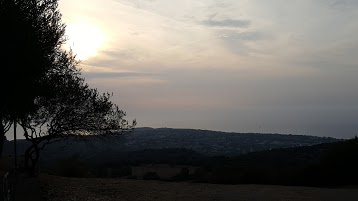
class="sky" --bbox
[53,0,358,138]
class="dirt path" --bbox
[40,175,358,201]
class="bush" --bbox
[171,167,192,181]
[143,172,160,180]
[55,156,91,178]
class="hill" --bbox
[3,128,338,161]
[2,128,356,187]
[192,138,358,186]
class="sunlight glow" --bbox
[65,22,106,60]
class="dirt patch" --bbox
[40,174,358,201]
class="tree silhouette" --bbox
[20,51,135,174]
[0,0,135,174]
[0,0,67,158]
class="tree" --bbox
[0,0,136,175]
[0,0,66,157]
[20,51,136,174]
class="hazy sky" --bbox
[55,0,358,138]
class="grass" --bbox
[40,174,358,201]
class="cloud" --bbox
[328,0,358,10]
[201,18,250,28]
[215,29,273,56]
[58,0,358,138]
[83,71,151,79]
[219,31,268,41]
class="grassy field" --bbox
[40,174,358,201]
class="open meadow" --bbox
[40,174,358,201]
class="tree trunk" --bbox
[0,116,5,159]
[0,132,4,159]
[25,142,40,176]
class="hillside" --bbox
[3,128,339,160]
[121,128,339,155]
[191,138,358,186]
[3,129,356,187]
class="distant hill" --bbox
[3,127,339,162]
[4,128,355,186]
[122,128,339,156]
[194,138,358,186]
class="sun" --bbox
[65,22,106,60]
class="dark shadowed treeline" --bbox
[191,138,358,186]
[36,137,358,187]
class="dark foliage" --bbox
[0,0,66,120]
[68,138,357,186]
[55,156,91,178]
[0,0,67,158]
[191,138,358,186]
[0,0,135,175]
[171,167,192,181]
[27,135,357,187]
[143,172,160,180]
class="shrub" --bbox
[143,172,160,180]
[55,156,91,178]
